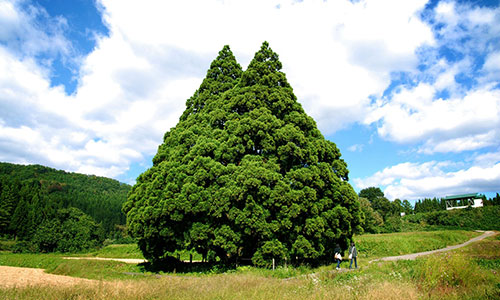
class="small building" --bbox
[444,193,483,210]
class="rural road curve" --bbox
[369,230,496,263]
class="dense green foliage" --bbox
[0,162,130,247]
[357,197,383,233]
[124,43,362,266]
[32,207,103,253]
[358,187,384,201]
[357,187,402,233]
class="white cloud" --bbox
[280,0,433,133]
[348,144,364,152]
[484,51,500,81]
[96,0,435,133]
[367,83,500,153]
[1,0,438,180]
[473,149,500,167]
[354,161,451,188]
[364,1,500,156]
[0,0,73,64]
[354,159,500,200]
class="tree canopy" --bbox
[358,187,404,233]
[124,43,362,266]
[358,187,384,202]
[33,207,103,253]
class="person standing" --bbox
[334,244,342,270]
[349,241,358,269]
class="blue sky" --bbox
[1,0,499,202]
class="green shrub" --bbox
[475,258,500,270]
[32,207,103,253]
[12,240,37,253]
[381,216,402,233]
[0,239,15,251]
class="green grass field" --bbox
[353,230,480,259]
[0,230,498,299]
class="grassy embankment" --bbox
[1,230,499,299]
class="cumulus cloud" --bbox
[354,159,500,200]
[348,144,364,152]
[0,0,76,71]
[94,0,434,134]
[0,0,437,180]
[365,1,500,155]
[1,0,499,202]
[366,84,500,153]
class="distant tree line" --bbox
[413,194,500,213]
[404,205,500,231]
[357,186,500,233]
[0,162,130,252]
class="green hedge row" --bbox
[403,206,500,230]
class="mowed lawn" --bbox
[1,230,499,300]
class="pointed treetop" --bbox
[240,41,287,88]
[200,45,242,93]
[181,45,242,121]
[249,41,282,71]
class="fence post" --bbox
[272,258,275,271]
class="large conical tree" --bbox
[124,43,362,266]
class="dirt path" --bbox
[63,257,147,264]
[369,230,496,263]
[63,257,202,264]
[0,265,96,288]
[298,230,497,280]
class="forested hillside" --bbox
[0,162,130,241]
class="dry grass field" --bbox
[0,230,498,300]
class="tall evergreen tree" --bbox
[493,193,500,206]
[9,197,30,240]
[402,200,413,215]
[124,43,362,266]
[0,183,17,233]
